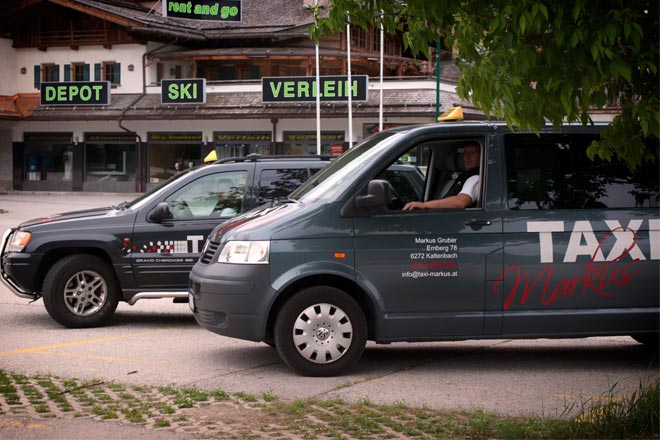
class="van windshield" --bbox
[290,131,401,203]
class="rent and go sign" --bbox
[40,81,110,106]
[163,0,241,22]
[262,76,369,103]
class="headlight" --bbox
[8,231,31,252]
[218,241,269,264]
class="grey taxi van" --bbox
[189,122,659,376]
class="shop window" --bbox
[351,27,369,50]
[94,61,121,85]
[64,63,90,81]
[25,143,72,182]
[148,143,201,183]
[34,64,60,88]
[85,143,136,182]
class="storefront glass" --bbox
[283,132,345,156]
[84,133,137,192]
[23,133,74,191]
[213,132,271,159]
[147,132,202,191]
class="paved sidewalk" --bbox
[0,191,138,233]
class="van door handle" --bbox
[465,217,492,226]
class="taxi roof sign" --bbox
[437,106,464,122]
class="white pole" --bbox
[314,1,321,155]
[315,40,321,155]
[379,10,384,132]
[346,14,353,149]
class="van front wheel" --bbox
[274,286,367,376]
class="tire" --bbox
[42,254,120,328]
[274,286,367,376]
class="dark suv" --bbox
[1,155,331,328]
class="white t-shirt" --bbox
[459,175,480,204]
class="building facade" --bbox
[0,0,481,193]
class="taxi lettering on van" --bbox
[494,219,659,311]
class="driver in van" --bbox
[403,141,481,210]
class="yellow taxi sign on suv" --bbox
[437,106,464,122]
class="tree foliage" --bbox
[312,0,659,169]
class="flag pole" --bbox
[379,10,384,132]
[346,13,353,149]
[314,1,322,154]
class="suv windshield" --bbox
[126,167,198,210]
[290,132,399,203]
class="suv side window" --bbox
[165,171,247,219]
[505,134,659,210]
[257,168,316,204]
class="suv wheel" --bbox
[274,286,367,376]
[42,255,119,328]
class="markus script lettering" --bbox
[493,226,642,311]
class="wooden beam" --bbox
[47,0,142,27]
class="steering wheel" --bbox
[170,200,193,219]
[385,181,405,210]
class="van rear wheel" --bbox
[274,286,367,376]
[42,255,119,328]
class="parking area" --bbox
[1,192,658,418]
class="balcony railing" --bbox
[33,29,109,48]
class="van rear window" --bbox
[505,133,659,210]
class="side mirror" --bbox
[146,202,173,223]
[356,179,393,209]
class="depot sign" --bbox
[40,81,110,106]
[262,76,369,103]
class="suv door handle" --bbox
[465,217,492,226]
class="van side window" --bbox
[505,134,659,209]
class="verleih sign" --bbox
[262,76,369,103]
[163,0,241,22]
[40,81,110,106]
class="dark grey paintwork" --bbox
[190,122,659,353]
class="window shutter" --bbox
[64,64,71,81]
[94,63,101,81]
[53,64,60,81]
[113,62,121,84]
[83,64,90,81]
[33,65,41,89]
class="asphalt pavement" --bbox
[1,191,659,439]
[0,191,188,439]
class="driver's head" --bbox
[463,142,481,171]
[217,179,233,201]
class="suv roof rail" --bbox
[213,154,335,164]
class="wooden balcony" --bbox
[35,29,111,50]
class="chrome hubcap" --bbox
[292,303,353,364]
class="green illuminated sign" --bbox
[40,82,110,106]
[161,79,206,104]
[163,0,241,22]
[262,76,368,103]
